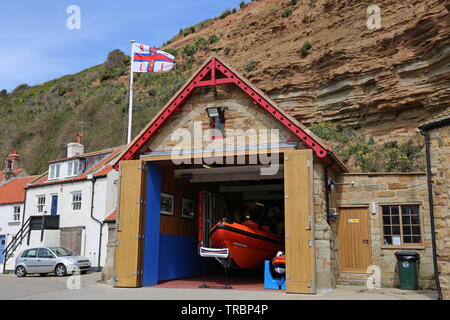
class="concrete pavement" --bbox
[0,272,437,300]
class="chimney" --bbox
[3,152,21,180]
[67,134,85,158]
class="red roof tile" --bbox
[104,209,117,222]
[93,165,113,178]
[29,146,125,188]
[0,176,38,204]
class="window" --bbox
[13,206,20,221]
[37,195,46,213]
[382,205,422,246]
[67,160,80,177]
[37,248,54,258]
[86,154,108,170]
[22,249,37,258]
[72,192,82,210]
[49,163,61,179]
[50,247,74,257]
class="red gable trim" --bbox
[113,56,349,173]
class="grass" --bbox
[281,8,292,18]
[310,122,425,172]
[299,41,312,57]
[245,61,257,72]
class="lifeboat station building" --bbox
[111,56,437,294]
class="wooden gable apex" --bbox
[113,55,349,173]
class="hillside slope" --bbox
[0,0,448,174]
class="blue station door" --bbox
[0,235,6,264]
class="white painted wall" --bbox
[7,174,117,272]
[0,202,25,272]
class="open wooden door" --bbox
[114,160,147,288]
[284,149,316,293]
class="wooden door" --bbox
[338,207,371,272]
[60,227,82,255]
[114,160,147,287]
[284,149,315,293]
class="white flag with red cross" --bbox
[132,43,175,73]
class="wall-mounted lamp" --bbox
[206,107,225,139]
[206,107,221,118]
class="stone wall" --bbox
[428,125,450,299]
[146,85,295,154]
[313,159,337,291]
[101,223,116,284]
[331,173,435,289]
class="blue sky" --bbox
[0,0,241,92]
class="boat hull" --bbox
[210,221,284,270]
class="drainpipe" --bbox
[89,176,104,272]
[20,187,28,230]
[420,129,443,300]
[324,164,333,225]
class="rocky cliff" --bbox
[165,0,450,141]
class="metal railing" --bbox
[2,215,60,273]
[2,217,31,273]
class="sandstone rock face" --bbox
[167,0,449,140]
[427,125,450,299]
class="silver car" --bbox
[15,247,91,277]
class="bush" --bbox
[102,49,129,80]
[12,84,30,95]
[245,61,257,72]
[310,122,425,172]
[281,8,292,18]
[220,9,233,19]
[224,47,231,55]
[195,37,208,50]
[240,1,246,9]
[183,43,197,57]
[104,49,128,72]
[208,34,219,44]
[299,41,312,57]
[0,89,7,97]
[291,0,299,5]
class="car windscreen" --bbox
[49,247,74,257]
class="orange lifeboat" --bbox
[209,219,284,270]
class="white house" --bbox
[0,152,35,272]
[4,140,124,272]
[0,175,38,272]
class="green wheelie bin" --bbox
[395,251,420,290]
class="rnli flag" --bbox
[132,43,175,73]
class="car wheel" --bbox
[39,273,48,277]
[81,270,88,275]
[55,264,67,277]
[15,266,27,278]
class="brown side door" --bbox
[60,227,83,255]
[338,207,372,272]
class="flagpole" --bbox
[127,40,135,145]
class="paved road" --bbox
[0,272,437,300]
